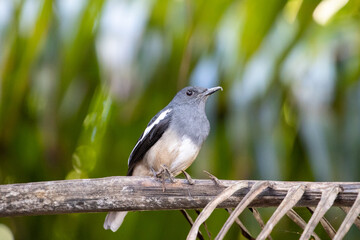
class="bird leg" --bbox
[181,170,195,185]
[151,165,175,192]
[160,164,175,183]
[150,165,173,181]
[150,167,158,178]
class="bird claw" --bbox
[182,170,195,185]
[152,165,175,192]
[150,167,158,178]
[160,165,175,183]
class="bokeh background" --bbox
[0,0,360,239]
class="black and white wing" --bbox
[127,108,173,176]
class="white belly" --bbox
[169,137,199,175]
[132,129,200,176]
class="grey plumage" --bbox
[169,87,211,146]
[104,86,222,232]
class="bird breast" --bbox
[135,129,200,177]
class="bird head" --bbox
[171,86,223,106]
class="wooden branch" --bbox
[335,191,360,239]
[0,176,359,217]
[187,181,248,240]
[307,206,337,238]
[250,208,270,239]
[216,181,270,240]
[226,208,255,240]
[300,186,341,240]
[286,209,321,240]
[257,185,305,240]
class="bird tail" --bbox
[103,211,128,232]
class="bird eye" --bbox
[186,90,193,96]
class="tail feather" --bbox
[103,211,128,232]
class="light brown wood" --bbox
[0,176,359,217]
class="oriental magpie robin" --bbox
[104,86,222,232]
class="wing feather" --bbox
[127,108,172,176]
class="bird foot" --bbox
[151,165,175,192]
[159,164,175,183]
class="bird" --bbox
[103,86,222,232]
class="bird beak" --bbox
[203,86,223,96]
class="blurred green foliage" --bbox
[0,0,360,239]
